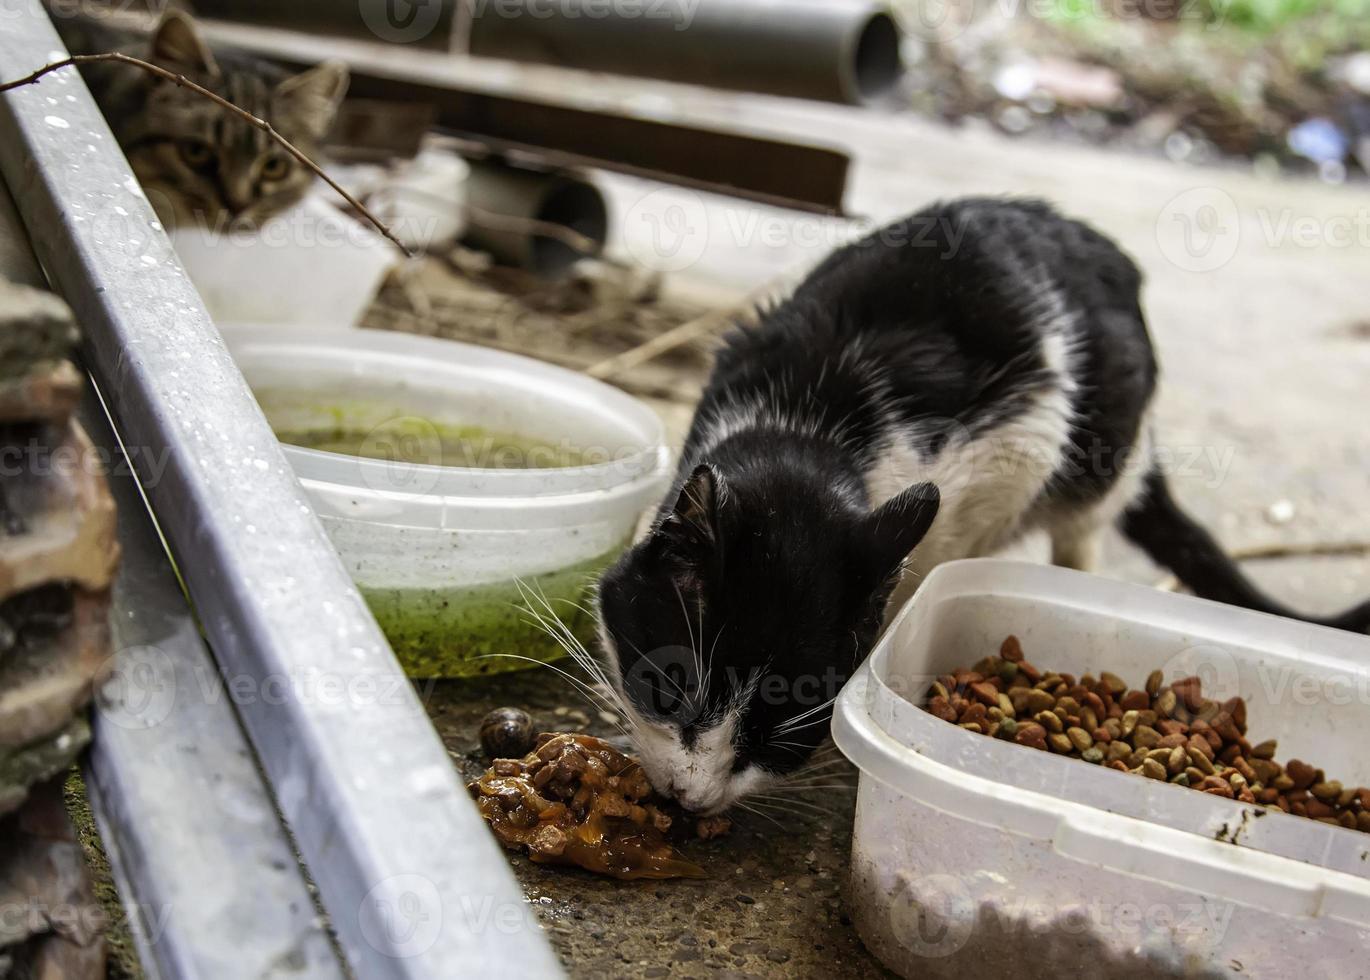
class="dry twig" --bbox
[0,53,412,255]
[582,274,794,381]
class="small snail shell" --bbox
[480,707,534,760]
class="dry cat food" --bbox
[469,732,730,880]
[923,636,1370,833]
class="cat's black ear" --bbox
[864,482,939,578]
[654,463,724,559]
[151,10,219,76]
[274,62,351,140]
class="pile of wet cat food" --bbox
[469,732,730,880]
[924,636,1370,833]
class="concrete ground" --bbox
[421,93,1370,978]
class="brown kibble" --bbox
[1132,725,1161,749]
[1141,758,1167,780]
[1189,750,1215,775]
[1223,696,1248,733]
[1305,799,1336,820]
[1014,722,1047,751]
[1212,712,1242,743]
[1100,671,1127,696]
[927,639,1370,840]
[1120,689,1149,712]
[1311,781,1343,802]
[1187,735,1214,761]
[1286,760,1318,791]
[1172,675,1204,712]
[1035,710,1064,734]
[1067,727,1093,753]
[1167,745,1188,775]
[970,681,1000,706]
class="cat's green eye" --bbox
[178,140,214,169]
[260,154,292,181]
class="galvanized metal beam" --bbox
[0,5,562,977]
[80,386,349,980]
[0,166,344,980]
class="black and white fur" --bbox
[597,197,1370,815]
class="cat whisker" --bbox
[772,693,840,734]
[734,801,784,829]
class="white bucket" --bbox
[170,195,399,328]
[833,559,1370,978]
[221,325,671,676]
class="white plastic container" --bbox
[169,194,399,327]
[832,559,1370,979]
[220,326,671,676]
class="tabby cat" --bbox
[54,9,348,230]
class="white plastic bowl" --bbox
[833,559,1370,978]
[221,325,671,676]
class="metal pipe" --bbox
[193,0,904,105]
[191,0,462,50]
[0,7,563,978]
[463,161,607,275]
[464,0,905,105]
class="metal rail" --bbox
[0,4,562,977]
[0,174,343,980]
[81,384,348,980]
[201,20,853,215]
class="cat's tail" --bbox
[1120,467,1370,633]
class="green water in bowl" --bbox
[257,393,629,677]
[362,545,627,678]
[275,416,589,470]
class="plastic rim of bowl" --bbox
[220,324,672,506]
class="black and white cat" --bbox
[597,197,1370,815]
